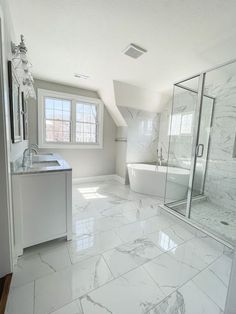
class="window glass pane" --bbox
[76,122,84,133]
[45,98,54,110]
[169,114,181,136]
[45,109,54,119]
[63,111,70,120]
[75,102,98,144]
[181,113,193,134]
[90,134,96,143]
[45,120,70,142]
[76,112,84,122]
[84,123,91,133]
[45,97,71,121]
[77,103,84,112]
[54,110,63,120]
[91,124,96,134]
[76,133,84,143]
[44,97,71,143]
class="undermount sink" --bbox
[31,160,60,168]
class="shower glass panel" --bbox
[164,59,236,245]
[189,61,236,244]
[191,96,214,197]
[164,76,200,216]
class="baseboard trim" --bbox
[0,273,12,314]
[72,174,126,185]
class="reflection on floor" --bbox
[172,198,236,244]
[6,180,233,314]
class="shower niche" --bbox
[164,60,236,246]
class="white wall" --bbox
[114,80,162,112]
[115,126,128,179]
[28,79,117,178]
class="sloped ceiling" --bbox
[8,0,236,125]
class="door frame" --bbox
[0,6,15,275]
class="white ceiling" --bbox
[8,0,236,125]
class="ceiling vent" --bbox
[74,73,90,79]
[123,43,147,59]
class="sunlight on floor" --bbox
[159,231,177,252]
[77,186,108,199]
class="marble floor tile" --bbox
[148,280,223,314]
[120,198,162,221]
[68,229,122,264]
[147,222,195,252]
[81,266,165,314]
[50,299,83,314]
[193,255,232,310]
[12,254,53,288]
[10,180,233,314]
[12,245,71,288]
[142,215,176,234]
[103,237,163,277]
[35,255,113,314]
[144,251,200,296]
[209,254,232,286]
[169,237,224,269]
[115,221,146,242]
[6,282,34,314]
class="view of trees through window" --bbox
[44,97,98,144]
[76,103,97,143]
[45,97,71,142]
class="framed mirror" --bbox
[8,60,22,143]
[21,91,28,140]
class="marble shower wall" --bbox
[204,70,236,212]
[118,107,160,163]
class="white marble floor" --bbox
[6,180,233,314]
[172,199,236,244]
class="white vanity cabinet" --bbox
[12,169,72,257]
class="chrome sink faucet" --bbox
[22,144,39,167]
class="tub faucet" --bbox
[157,147,164,166]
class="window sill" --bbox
[39,143,103,149]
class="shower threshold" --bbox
[160,203,234,249]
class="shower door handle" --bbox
[196,144,204,157]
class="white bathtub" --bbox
[127,163,189,200]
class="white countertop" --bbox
[12,153,72,175]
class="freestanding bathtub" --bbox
[127,163,189,200]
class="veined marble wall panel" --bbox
[204,72,236,211]
[119,107,160,163]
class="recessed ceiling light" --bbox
[123,43,147,59]
[74,73,90,79]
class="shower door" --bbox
[164,75,201,216]
[165,74,213,217]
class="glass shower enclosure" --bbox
[164,59,236,246]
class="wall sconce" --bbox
[11,35,36,99]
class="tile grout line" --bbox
[145,251,226,313]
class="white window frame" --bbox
[38,88,104,149]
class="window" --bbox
[38,89,103,148]
[168,112,193,136]
[76,102,97,143]
[45,97,71,143]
